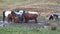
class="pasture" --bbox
[0,15,60,34]
[0,26,60,34]
[0,0,60,34]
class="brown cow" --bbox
[23,11,38,23]
[7,14,13,22]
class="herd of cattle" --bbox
[2,10,59,23]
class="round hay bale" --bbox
[50,23,57,30]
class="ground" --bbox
[0,16,60,34]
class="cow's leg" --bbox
[3,12,5,22]
[16,18,20,23]
[35,18,37,23]
[49,16,53,20]
[11,16,15,22]
[51,17,53,20]
[49,16,52,20]
[7,17,10,22]
[55,16,58,20]
[12,19,14,23]
[7,17,11,23]
[25,19,28,23]
[3,16,5,22]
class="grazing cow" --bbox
[49,14,59,20]
[23,11,38,23]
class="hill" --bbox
[0,0,60,16]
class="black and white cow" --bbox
[49,14,59,20]
[3,10,12,22]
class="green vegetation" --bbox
[39,16,46,21]
[0,16,60,34]
[0,26,60,34]
[0,16,3,20]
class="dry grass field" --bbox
[0,0,60,17]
